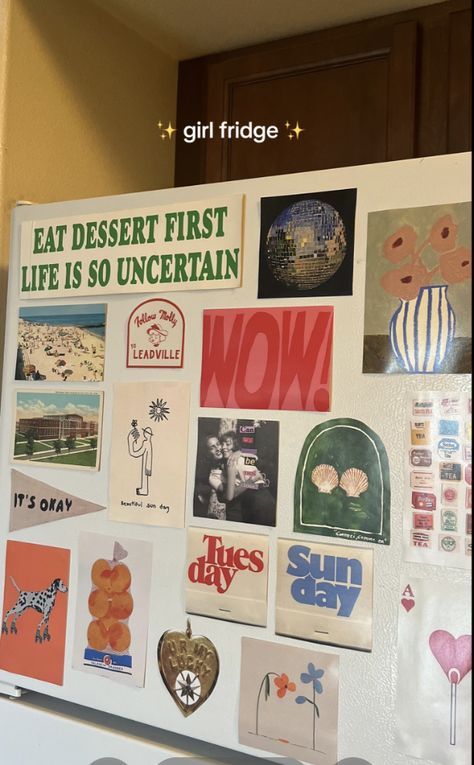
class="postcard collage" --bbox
[0,169,471,765]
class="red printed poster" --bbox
[200,307,333,411]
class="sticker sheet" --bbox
[0,540,70,685]
[108,381,190,527]
[258,189,356,298]
[185,528,269,625]
[294,418,390,544]
[239,637,339,765]
[12,390,103,470]
[403,391,472,569]
[276,538,373,651]
[363,201,471,374]
[16,304,107,382]
[72,532,153,687]
[193,417,279,526]
[200,307,333,411]
[395,577,471,764]
[9,469,104,531]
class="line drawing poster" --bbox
[108,381,190,527]
[396,577,471,764]
[200,307,333,411]
[239,637,339,765]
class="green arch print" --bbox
[294,418,390,544]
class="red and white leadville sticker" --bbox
[127,298,185,368]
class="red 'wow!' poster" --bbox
[200,307,333,411]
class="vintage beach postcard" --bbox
[15,304,106,382]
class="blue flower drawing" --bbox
[295,664,325,750]
[301,663,324,693]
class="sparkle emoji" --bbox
[285,120,305,141]
[158,120,177,140]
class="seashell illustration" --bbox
[311,464,339,494]
[339,468,369,498]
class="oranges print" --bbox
[87,559,133,653]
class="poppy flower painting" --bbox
[383,224,418,263]
[363,201,471,374]
[239,638,339,765]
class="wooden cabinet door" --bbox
[175,0,471,186]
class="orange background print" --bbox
[0,540,70,685]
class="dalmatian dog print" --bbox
[2,576,68,643]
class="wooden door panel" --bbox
[448,8,472,151]
[225,57,389,181]
[175,0,471,186]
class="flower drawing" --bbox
[379,208,471,373]
[380,263,430,301]
[383,224,418,262]
[274,673,296,698]
[295,663,324,750]
[380,213,471,301]
[439,247,472,283]
[148,398,170,423]
[429,215,458,252]
[300,662,324,693]
[255,671,295,734]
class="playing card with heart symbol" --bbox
[395,576,471,764]
[400,582,415,612]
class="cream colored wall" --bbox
[0,0,11,365]
[0,0,178,380]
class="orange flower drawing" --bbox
[380,211,470,301]
[274,673,296,698]
[429,215,458,253]
[439,247,472,284]
[383,225,417,263]
[255,670,296,734]
[380,264,430,301]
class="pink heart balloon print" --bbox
[429,630,472,684]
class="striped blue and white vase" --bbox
[389,284,456,373]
